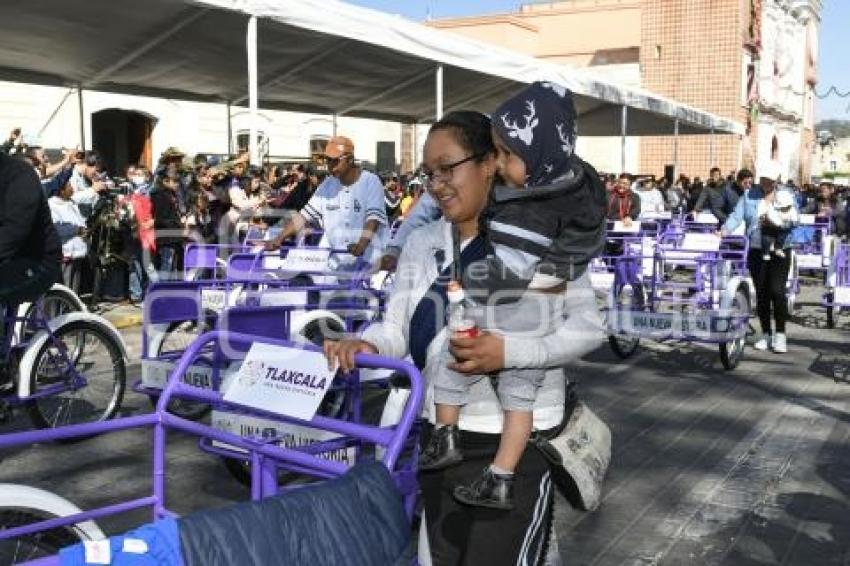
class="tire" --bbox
[608,284,643,359]
[719,288,749,370]
[146,319,214,421]
[221,316,348,486]
[27,321,126,429]
[0,507,84,563]
[20,288,82,343]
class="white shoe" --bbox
[772,333,787,353]
[753,334,772,350]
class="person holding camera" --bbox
[264,136,387,267]
[69,151,110,218]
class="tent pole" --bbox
[673,118,679,180]
[709,127,715,170]
[77,86,85,150]
[226,101,233,156]
[332,113,338,136]
[620,105,628,174]
[435,65,443,121]
[413,121,418,171]
[247,15,259,165]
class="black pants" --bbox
[419,424,554,566]
[747,249,791,334]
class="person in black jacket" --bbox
[694,167,728,222]
[607,173,641,224]
[0,152,62,384]
[151,173,184,278]
[0,152,62,301]
[721,169,754,217]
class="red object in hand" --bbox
[452,320,480,339]
[447,280,479,338]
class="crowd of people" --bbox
[3,125,847,307]
[604,165,849,235]
[0,127,449,304]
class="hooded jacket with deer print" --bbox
[462,81,606,298]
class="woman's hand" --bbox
[323,339,378,374]
[448,331,505,374]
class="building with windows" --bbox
[812,136,850,181]
[429,0,822,181]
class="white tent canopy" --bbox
[0,0,744,137]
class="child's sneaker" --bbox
[762,252,771,261]
[419,425,463,471]
[453,467,515,510]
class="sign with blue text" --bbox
[223,343,336,420]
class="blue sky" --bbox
[348,0,849,121]
[816,0,849,120]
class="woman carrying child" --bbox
[324,82,606,565]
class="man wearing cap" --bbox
[265,136,387,266]
[156,147,197,218]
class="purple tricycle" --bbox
[138,270,384,409]
[605,228,753,370]
[0,330,423,565]
[823,242,850,328]
[182,226,325,281]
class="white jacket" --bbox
[361,218,604,434]
[48,196,88,259]
[636,188,666,215]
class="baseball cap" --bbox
[323,136,355,159]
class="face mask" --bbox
[131,176,147,186]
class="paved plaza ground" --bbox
[1,281,848,565]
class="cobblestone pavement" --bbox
[554,281,850,565]
[1,281,848,565]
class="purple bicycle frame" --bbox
[0,302,88,407]
[0,330,424,565]
[823,243,850,309]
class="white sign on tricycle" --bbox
[223,343,336,421]
[681,232,721,252]
[141,359,214,389]
[200,285,243,313]
[263,249,331,272]
[212,411,356,466]
[796,254,824,270]
[608,309,744,340]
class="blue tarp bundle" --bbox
[60,462,412,566]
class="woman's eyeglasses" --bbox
[422,153,483,188]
